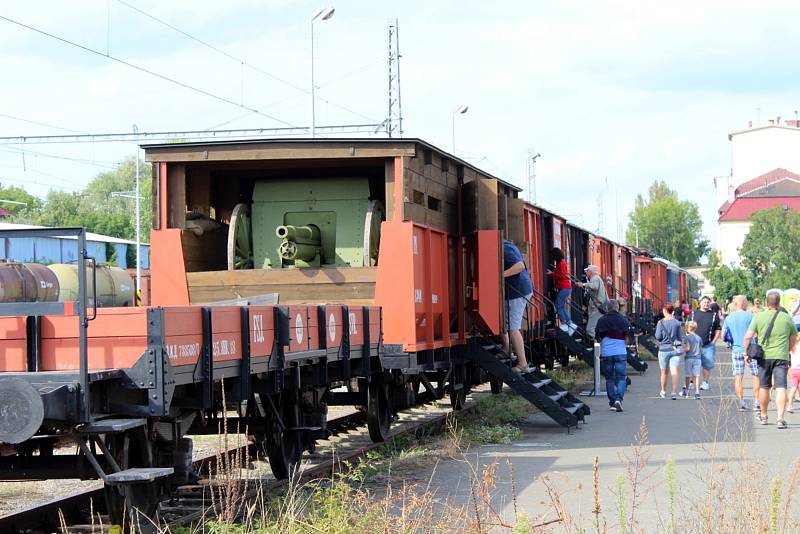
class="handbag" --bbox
[746,311,781,361]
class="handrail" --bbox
[639,283,665,310]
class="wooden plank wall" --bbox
[186,267,376,305]
[401,151,459,234]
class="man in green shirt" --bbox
[744,291,798,429]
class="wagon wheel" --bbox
[227,203,254,270]
[449,363,467,411]
[104,429,160,531]
[363,200,385,267]
[367,373,392,442]
[259,393,302,480]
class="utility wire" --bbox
[114,0,380,123]
[0,146,120,169]
[0,113,88,135]
[0,14,303,130]
[0,174,83,192]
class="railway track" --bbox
[1,385,493,533]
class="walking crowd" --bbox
[501,243,800,425]
[651,292,800,429]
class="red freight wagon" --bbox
[590,235,614,296]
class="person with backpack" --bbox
[743,291,798,429]
[691,296,721,391]
[655,304,685,400]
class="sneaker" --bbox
[659,390,666,399]
[700,381,710,390]
[614,400,623,412]
[678,389,688,398]
[739,401,748,412]
[695,392,701,400]
[671,393,677,400]
[753,403,761,412]
[610,405,618,411]
[788,407,795,414]
[777,419,788,429]
[759,415,768,425]
[558,323,570,333]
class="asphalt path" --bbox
[420,344,800,531]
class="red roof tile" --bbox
[718,196,800,221]
[735,168,800,196]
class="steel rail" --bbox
[0,411,366,532]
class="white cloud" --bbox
[2,0,800,249]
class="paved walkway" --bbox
[418,344,800,530]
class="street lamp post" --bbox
[133,124,141,304]
[310,7,335,138]
[451,104,468,154]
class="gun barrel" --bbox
[275,224,321,244]
[276,224,321,262]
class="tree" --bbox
[18,157,152,239]
[10,156,153,268]
[704,250,755,302]
[625,180,709,265]
[705,207,800,301]
[739,207,800,292]
[0,184,42,216]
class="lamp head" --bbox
[454,104,469,114]
[312,6,335,21]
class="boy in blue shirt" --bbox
[722,295,759,411]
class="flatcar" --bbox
[0,138,691,525]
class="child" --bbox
[682,321,703,400]
[789,333,800,413]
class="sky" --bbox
[1,0,799,250]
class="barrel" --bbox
[0,262,60,303]
[48,264,134,307]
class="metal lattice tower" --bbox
[387,19,403,137]
[527,151,540,203]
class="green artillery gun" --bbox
[226,177,385,270]
[276,224,322,268]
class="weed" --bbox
[464,423,523,444]
[615,473,627,534]
[665,456,677,534]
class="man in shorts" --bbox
[502,239,533,373]
[690,296,721,390]
[723,295,759,411]
[743,291,798,429]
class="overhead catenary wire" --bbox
[0,14,303,130]
[114,0,381,124]
[0,123,385,145]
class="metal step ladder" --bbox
[554,328,595,367]
[466,339,589,429]
[636,334,659,362]
[627,350,649,373]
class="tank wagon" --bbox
[0,138,692,524]
[0,261,133,307]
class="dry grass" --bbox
[70,377,800,533]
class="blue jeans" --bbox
[701,344,716,370]
[601,354,627,405]
[555,288,571,324]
